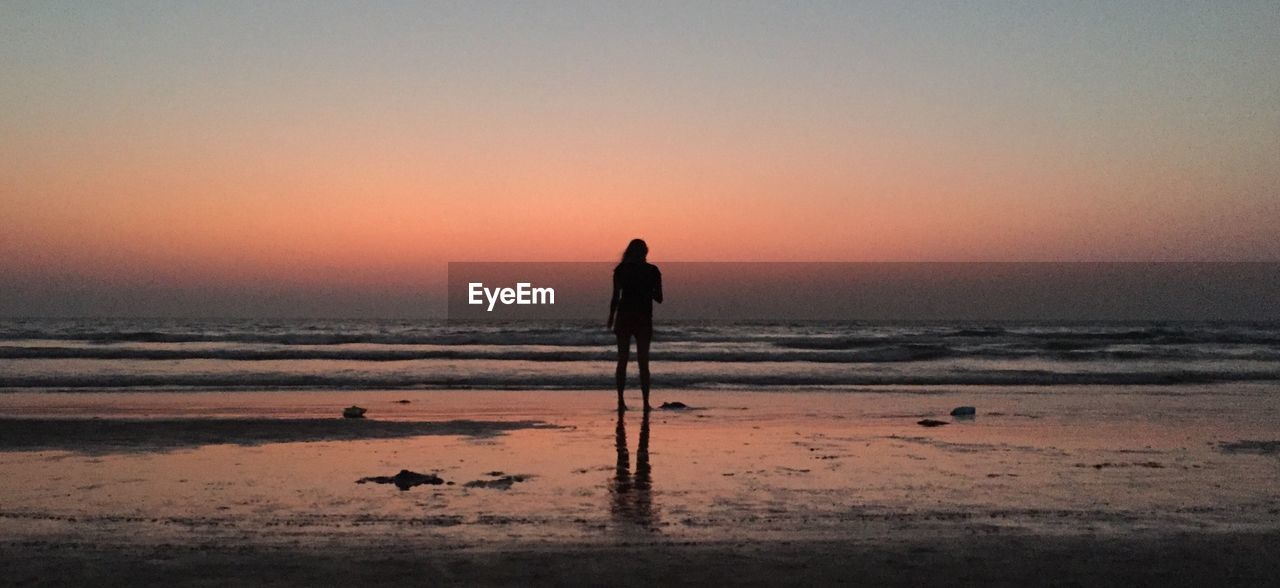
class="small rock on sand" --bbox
[356,469,444,491]
[917,419,949,427]
[950,406,976,416]
[659,402,689,410]
[343,406,367,419]
[393,400,411,404]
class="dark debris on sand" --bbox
[917,419,949,427]
[1219,440,1280,455]
[356,470,445,491]
[464,474,531,490]
[1075,462,1165,469]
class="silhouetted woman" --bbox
[607,239,662,411]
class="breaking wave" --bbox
[3,318,1278,392]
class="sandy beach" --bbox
[2,387,1278,585]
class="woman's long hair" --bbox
[620,239,648,264]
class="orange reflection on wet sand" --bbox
[1,388,1278,549]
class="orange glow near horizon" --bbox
[6,124,1276,291]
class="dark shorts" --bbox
[612,312,652,340]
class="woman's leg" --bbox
[615,333,630,410]
[636,333,651,410]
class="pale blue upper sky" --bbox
[6,1,1276,149]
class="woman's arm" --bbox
[608,271,621,328]
[652,268,663,304]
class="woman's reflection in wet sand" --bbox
[610,408,656,530]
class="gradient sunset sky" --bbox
[2,2,1278,316]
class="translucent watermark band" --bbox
[446,262,1280,321]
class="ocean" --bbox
[2,318,1278,391]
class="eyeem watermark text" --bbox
[468,282,556,312]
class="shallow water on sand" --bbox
[1,387,1278,549]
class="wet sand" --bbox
[6,532,1279,586]
[0,417,552,452]
[1,387,1278,585]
